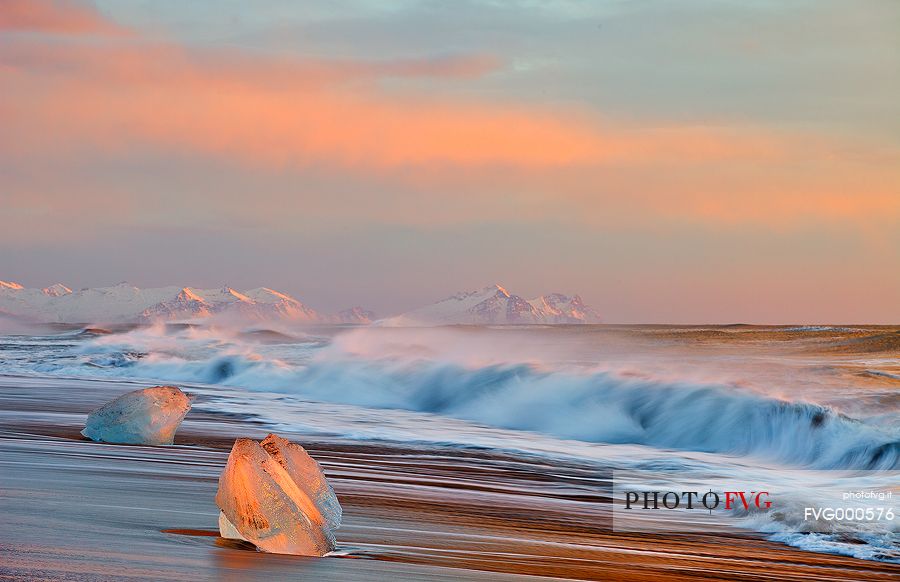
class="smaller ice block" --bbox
[82,386,193,445]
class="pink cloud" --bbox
[1,0,897,236]
[2,45,788,169]
[0,0,126,35]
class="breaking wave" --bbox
[3,324,897,564]
[27,328,899,471]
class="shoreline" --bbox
[1,375,898,580]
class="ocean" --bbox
[0,323,897,563]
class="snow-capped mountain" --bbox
[0,281,360,324]
[527,293,599,324]
[0,280,598,326]
[335,307,377,324]
[139,287,213,321]
[42,283,72,297]
[384,284,601,325]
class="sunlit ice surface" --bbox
[216,434,341,556]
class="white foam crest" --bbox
[27,326,899,471]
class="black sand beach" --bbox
[1,375,897,581]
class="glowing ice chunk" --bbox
[215,435,341,556]
[218,511,246,541]
[81,386,193,445]
[260,433,342,535]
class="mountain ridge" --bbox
[383,284,601,325]
[0,281,371,325]
[1,280,600,325]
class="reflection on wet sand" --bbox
[0,376,897,581]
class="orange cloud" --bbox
[583,168,898,236]
[0,0,126,35]
[1,0,897,236]
[3,50,585,167]
[0,16,787,171]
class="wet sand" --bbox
[1,375,898,581]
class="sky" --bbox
[1,0,898,323]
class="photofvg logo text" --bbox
[623,490,771,513]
